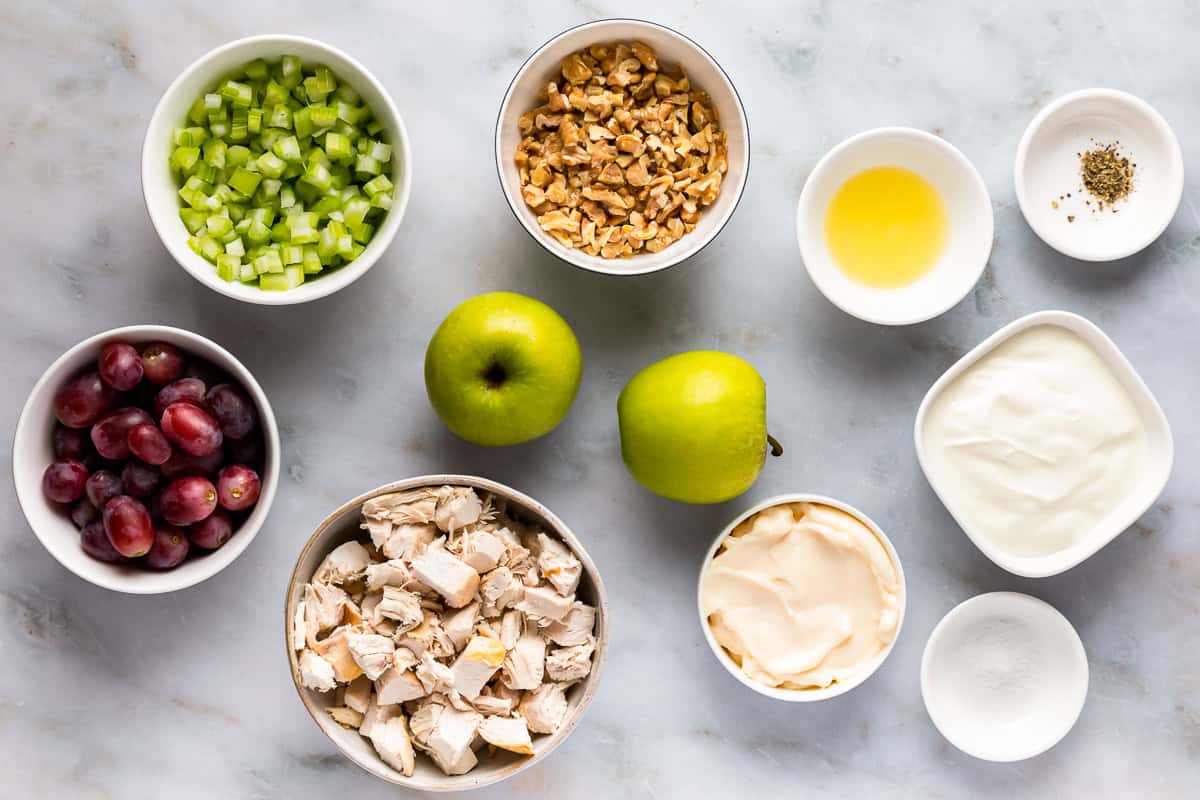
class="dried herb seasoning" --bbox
[1079,140,1135,209]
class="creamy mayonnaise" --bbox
[701,502,901,690]
[921,324,1148,557]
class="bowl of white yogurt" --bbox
[696,494,905,702]
[914,310,1173,577]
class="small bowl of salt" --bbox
[920,592,1089,762]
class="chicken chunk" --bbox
[480,567,523,616]
[312,626,365,682]
[501,630,546,691]
[344,676,372,713]
[519,683,569,734]
[415,652,456,696]
[370,714,416,777]
[451,635,507,699]
[434,487,483,532]
[536,533,583,596]
[516,585,574,623]
[408,696,444,744]
[460,530,507,573]
[411,542,480,608]
[375,665,427,705]
[546,602,596,646]
[376,586,424,634]
[479,715,535,755]
[425,706,481,776]
[381,523,437,561]
[347,633,395,681]
[303,583,350,645]
[313,541,371,585]
[443,602,481,652]
[546,640,594,682]
[365,559,415,592]
[327,706,365,729]
[298,649,337,692]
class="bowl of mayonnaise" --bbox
[697,494,906,702]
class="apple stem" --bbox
[767,434,783,457]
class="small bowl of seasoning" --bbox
[921,592,1089,762]
[1015,88,1183,261]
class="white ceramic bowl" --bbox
[13,325,281,594]
[495,18,749,276]
[285,475,609,791]
[1015,88,1183,262]
[796,127,993,325]
[921,592,1089,762]
[914,310,1173,578]
[142,34,412,305]
[696,493,905,702]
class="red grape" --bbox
[154,378,207,417]
[53,425,90,460]
[217,464,261,511]
[145,525,190,569]
[160,402,222,457]
[161,447,224,479]
[189,507,233,550]
[70,498,99,529]
[127,423,171,465]
[81,520,125,563]
[98,342,144,391]
[141,342,186,385]
[54,370,115,428]
[160,476,217,525]
[102,495,154,557]
[225,433,262,465]
[205,384,257,439]
[121,461,160,497]
[90,407,153,460]
[42,459,88,503]
[85,469,123,508]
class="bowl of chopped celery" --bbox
[142,35,411,304]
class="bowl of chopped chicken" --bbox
[496,19,749,275]
[285,476,608,790]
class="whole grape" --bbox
[217,465,261,511]
[127,424,171,465]
[85,469,123,509]
[42,459,89,503]
[70,498,99,529]
[54,371,115,428]
[140,342,186,385]
[81,521,125,563]
[160,476,218,526]
[121,461,160,497]
[102,495,154,558]
[98,342,144,391]
[91,407,154,460]
[205,384,258,439]
[160,402,223,457]
[189,508,233,550]
[154,378,207,418]
[145,525,190,569]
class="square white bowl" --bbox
[914,310,1173,577]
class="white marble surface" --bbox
[2,1,1198,797]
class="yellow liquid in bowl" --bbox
[824,166,949,288]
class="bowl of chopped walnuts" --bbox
[285,475,609,791]
[496,19,749,275]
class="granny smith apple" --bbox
[425,292,582,446]
[618,351,776,504]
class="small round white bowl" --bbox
[697,493,906,702]
[796,127,993,325]
[142,34,412,305]
[286,475,609,791]
[921,592,1088,762]
[495,18,750,276]
[13,325,281,594]
[1015,88,1183,262]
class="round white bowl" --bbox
[697,493,906,702]
[1015,88,1183,262]
[495,18,749,276]
[13,325,281,594]
[285,475,609,791]
[921,592,1089,762]
[796,127,993,325]
[142,34,412,305]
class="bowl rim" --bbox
[140,33,413,306]
[795,126,994,326]
[12,324,281,594]
[912,309,1174,578]
[919,591,1089,762]
[695,492,906,702]
[283,474,610,791]
[493,17,750,277]
[1013,87,1184,263]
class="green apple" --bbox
[618,351,774,504]
[425,292,582,446]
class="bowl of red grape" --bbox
[13,324,280,594]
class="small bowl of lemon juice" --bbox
[796,128,993,325]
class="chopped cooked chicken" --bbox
[408,696,444,744]
[381,523,437,561]
[459,530,507,573]
[360,692,398,738]
[494,527,531,567]
[376,586,424,634]
[546,603,596,647]
[500,609,523,650]
[327,705,365,729]
[415,651,456,696]
[344,676,372,714]
[291,600,307,650]
[443,601,481,651]
[362,488,439,524]
[516,585,574,623]
[397,610,455,660]
[479,715,535,755]
[520,683,569,734]
[536,533,583,596]
[313,626,365,682]
[451,635,507,699]
[347,633,395,681]
[365,559,415,592]
[480,567,523,616]
[425,706,481,775]
[370,714,416,777]
[411,541,480,608]
[546,640,595,682]
[376,665,427,705]
[304,583,350,644]
[313,541,372,585]
[298,649,337,692]
[472,693,516,716]
[502,630,546,691]
[434,487,483,532]
[393,646,418,672]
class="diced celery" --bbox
[370,192,392,211]
[292,107,314,139]
[246,219,272,244]
[238,262,257,282]
[354,155,382,176]
[280,55,303,88]
[301,162,333,192]
[324,132,352,162]
[247,107,263,134]
[343,197,370,228]
[209,120,230,139]
[256,151,287,179]
[219,80,254,108]
[272,134,302,163]
[204,93,223,112]
[309,104,338,129]
[203,138,227,168]
[171,146,201,173]
[174,126,209,147]
[244,59,269,82]
[301,245,322,274]
[263,80,289,108]
[216,254,240,281]
[206,215,234,237]
[229,167,263,197]
[193,163,219,184]
[180,208,207,234]
[333,83,361,105]
[366,140,392,162]
[362,174,393,198]
[366,119,383,136]
[225,237,246,257]
[335,101,362,125]
[281,244,304,265]
[267,104,292,130]
[350,221,374,245]
[279,186,296,208]
[188,96,208,125]
[270,221,290,243]
[260,178,282,198]
[316,226,337,263]
[226,145,252,167]
[197,236,222,262]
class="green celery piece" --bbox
[273,135,302,163]
[209,120,230,139]
[263,80,290,108]
[293,107,314,139]
[355,155,382,177]
[179,208,206,234]
[280,55,303,89]
[330,164,351,189]
[193,162,219,184]
[309,104,338,129]
[313,65,336,93]
[219,80,254,108]
[280,186,296,208]
[350,221,374,245]
[302,76,331,103]
[301,245,323,274]
[301,162,333,192]
[246,219,272,245]
[332,83,361,105]
[247,107,263,134]
[367,140,392,162]
[270,221,290,243]
[369,192,392,211]
[316,226,337,263]
[197,235,222,262]
[206,215,234,237]
[244,59,269,82]
[349,243,365,260]
[216,254,240,281]
[225,237,246,257]
[336,233,354,257]
[226,145,252,167]
[366,119,383,136]
[267,104,292,130]
[282,244,304,265]
[238,262,257,282]
[343,197,370,228]
[229,166,263,197]
[172,146,201,173]
[187,96,208,125]
[203,139,227,168]
[256,151,287,179]
[310,194,341,218]
[335,100,362,125]
[362,174,393,198]
[259,177,282,198]
[230,109,248,142]
[249,205,276,226]
[226,203,247,223]
[173,126,209,147]
[324,132,352,162]
[204,93,223,112]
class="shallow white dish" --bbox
[142,34,412,305]
[921,592,1088,762]
[1015,88,1183,262]
[796,127,993,325]
[13,325,280,594]
[495,18,749,276]
[914,310,1172,578]
[696,493,905,702]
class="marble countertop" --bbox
[3,1,1198,797]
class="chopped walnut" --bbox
[514,41,727,259]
